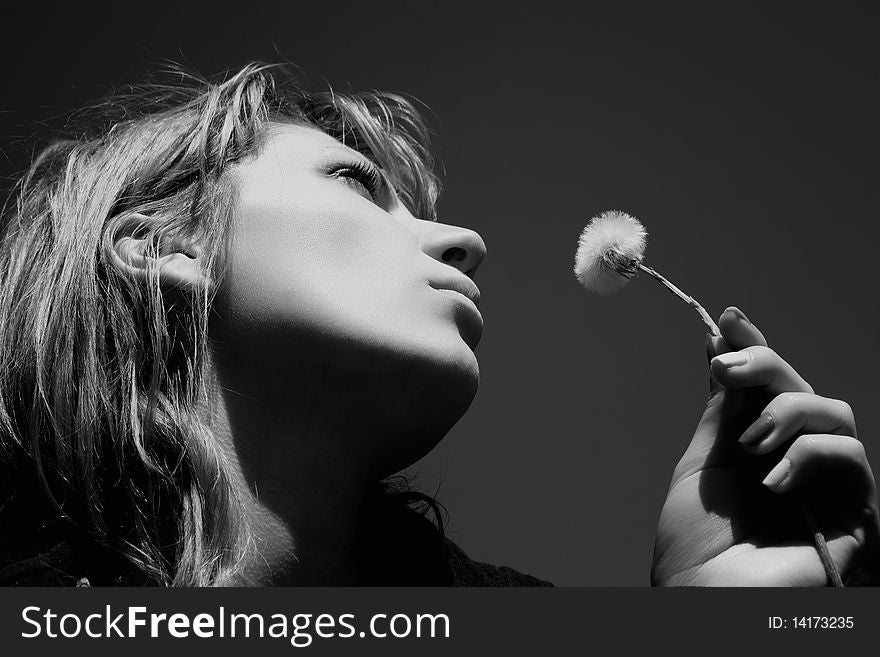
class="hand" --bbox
[652,307,880,586]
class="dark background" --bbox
[1,1,877,585]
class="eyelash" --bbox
[331,160,382,200]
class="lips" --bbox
[428,275,483,349]
[429,276,481,308]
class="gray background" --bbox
[1,1,877,585]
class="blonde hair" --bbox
[0,62,441,585]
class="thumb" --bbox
[669,313,759,483]
[705,306,767,395]
[672,346,752,486]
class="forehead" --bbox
[228,122,366,191]
[257,122,361,169]
[229,122,374,208]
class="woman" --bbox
[0,62,876,586]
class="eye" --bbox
[331,160,382,201]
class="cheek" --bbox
[219,192,425,337]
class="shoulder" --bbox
[0,527,147,587]
[442,536,554,587]
[0,538,89,586]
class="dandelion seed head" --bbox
[573,210,648,294]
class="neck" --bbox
[236,480,367,586]
[203,367,381,586]
[201,337,464,586]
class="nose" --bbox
[419,223,487,278]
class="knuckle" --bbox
[835,399,856,425]
[794,433,822,451]
[770,392,801,413]
[749,345,774,361]
[780,392,801,407]
[751,345,786,381]
[843,435,867,460]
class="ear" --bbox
[110,213,212,294]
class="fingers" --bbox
[710,307,814,395]
[710,345,814,395]
[706,307,766,361]
[706,306,767,395]
[739,393,856,455]
[762,434,877,506]
[718,307,767,350]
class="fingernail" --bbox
[739,412,775,447]
[713,351,751,369]
[762,458,791,491]
[725,306,751,324]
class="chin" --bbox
[368,338,480,479]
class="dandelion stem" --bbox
[801,504,845,587]
[636,263,720,336]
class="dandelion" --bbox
[573,210,719,335]
[574,209,843,586]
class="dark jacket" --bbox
[0,502,553,587]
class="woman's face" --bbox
[211,122,487,475]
